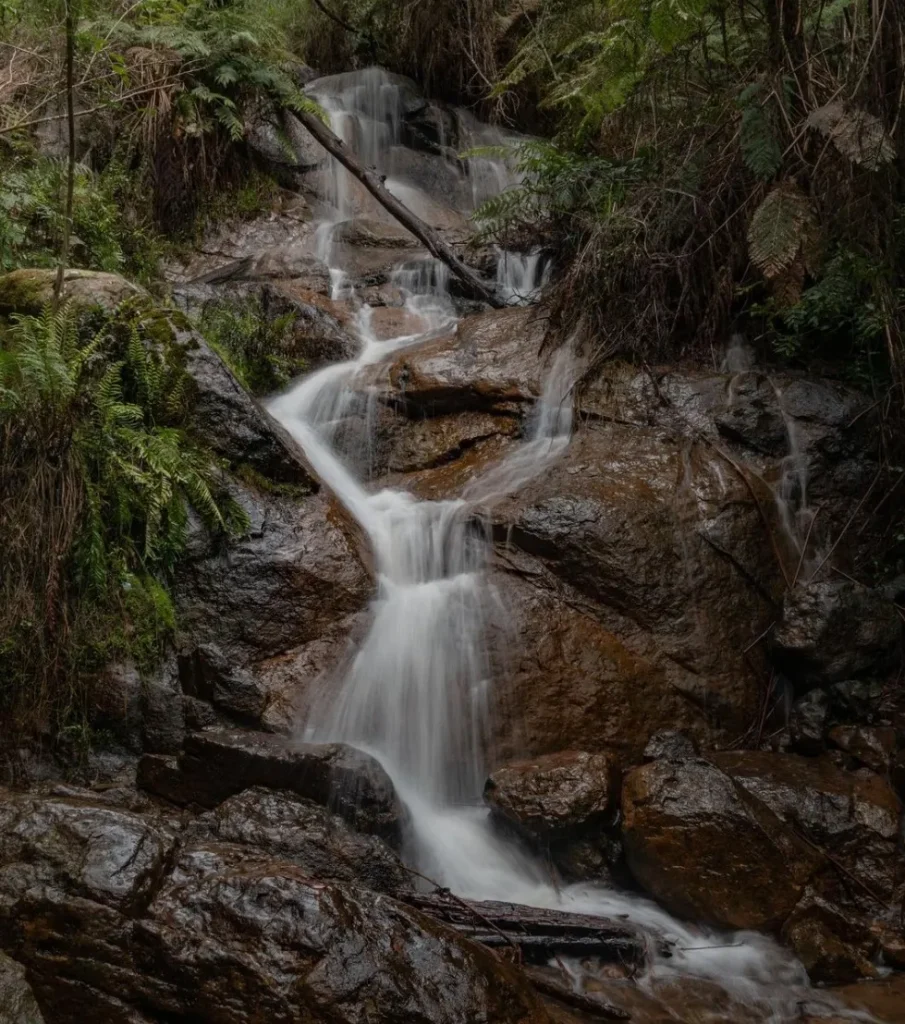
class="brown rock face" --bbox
[0,792,549,1024]
[485,751,619,837]
[622,751,902,981]
[622,758,820,930]
[386,306,548,414]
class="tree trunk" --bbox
[52,0,77,310]
[288,109,504,308]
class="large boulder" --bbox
[621,757,820,930]
[0,791,547,1024]
[622,751,903,980]
[173,483,370,727]
[182,787,408,893]
[0,268,145,316]
[138,729,403,841]
[484,751,622,883]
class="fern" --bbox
[738,85,782,181]
[747,182,815,278]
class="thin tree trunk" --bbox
[288,110,504,308]
[53,0,77,310]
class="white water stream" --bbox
[270,69,868,1022]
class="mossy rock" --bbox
[0,268,147,317]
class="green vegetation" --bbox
[0,300,247,747]
[199,294,302,395]
[465,0,905,388]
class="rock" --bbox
[485,752,619,837]
[829,679,889,721]
[831,975,905,1024]
[828,725,897,773]
[714,373,789,455]
[0,793,546,1024]
[484,752,622,884]
[772,581,900,687]
[621,757,820,929]
[138,729,404,840]
[173,485,370,726]
[0,952,45,1024]
[140,653,185,755]
[403,100,460,155]
[173,323,315,485]
[642,730,697,761]
[137,869,548,1024]
[258,280,358,368]
[89,660,144,752]
[789,689,831,755]
[711,750,902,903]
[0,794,176,913]
[0,268,145,317]
[782,890,878,984]
[183,787,408,893]
[386,306,548,414]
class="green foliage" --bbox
[198,294,302,395]
[0,154,168,282]
[0,299,248,744]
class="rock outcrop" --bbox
[622,751,903,981]
[0,791,548,1024]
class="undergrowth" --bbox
[198,294,302,395]
[0,300,248,751]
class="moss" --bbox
[235,462,314,499]
[0,268,55,316]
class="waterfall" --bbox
[270,68,864,1023]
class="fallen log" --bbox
[288,108,505,308]
[396,890,652,965]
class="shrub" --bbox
[0,300,247,748]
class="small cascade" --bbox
[269,67,866,1024]
[772,381,819,580]
[495,247,551,306]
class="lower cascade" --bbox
[267,72,869,1023]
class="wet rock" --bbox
[642,730,697,762]
[621,757,820,929]
[90,660,143,752]
[782,890,878,984]
[140,654,185,755]
[183,787,408,893]
[138,729,403,840]
[830,679,889,721]
[710,750,902,902]
[789,689,831,755]
[831,975,905,1024]
[173,323,315,485]
[386,306,548,414]
[485,752,619,837]
[134,869,548,1024]
[772,581,900,688]
[259,281,357,367]
[714,373,789,455]
[484,752,622,884]
[487,422,774,740]
[0,796,546,1024]
[0,794,176,913]
[0,268,145,317]
[0,951,45,1024]
[173,485,370,725]
[403,100,460,155]
[828,725,897,773]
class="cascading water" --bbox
[271,68,871,1023]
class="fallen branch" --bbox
[311,0,360,35]
[288,109,504,308]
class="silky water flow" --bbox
[270,68,871,1023]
